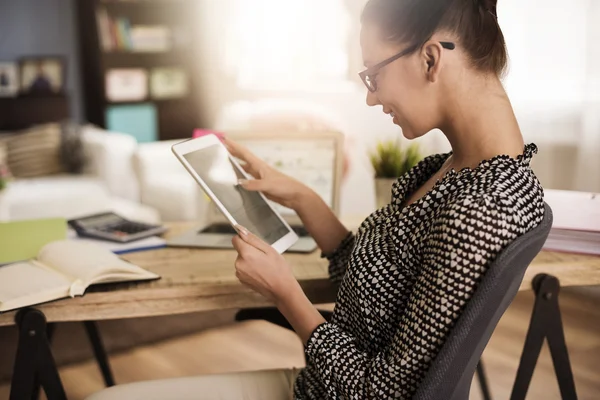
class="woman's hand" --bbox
[223,136,311,210]
[231,225,298,303]
[232,225,327,344]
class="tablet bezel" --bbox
[171,134,299,254]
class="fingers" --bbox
[240,162,253,174]
[231,233,268,258]
[231,234,249,253]
[223,137,262,167]
[233,256,248,283]
[233,256,257,291]
[238,161,260,179]
[235,225,273,254]
[237,178,268,192]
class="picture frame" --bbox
[105,68,148,102]
[19,56,66,96]
[0,62,19,97]
[149,67,189,100]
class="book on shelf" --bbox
[96,6,113,51]
[0,240,160,313]
[542,189,600,255]
[95,5,173,52]
[130,25,171,52]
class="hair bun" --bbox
[480,0,497,17]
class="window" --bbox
[223,0,351,91]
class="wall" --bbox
[0,0,82,122]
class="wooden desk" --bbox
[1,222,599,328]
[3,220,600,400]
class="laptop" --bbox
[167,130,344,253]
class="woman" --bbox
[87,0,545,399]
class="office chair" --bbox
[412,202,552,400]
[236,203,553,400]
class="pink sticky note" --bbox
[193,129,225,142]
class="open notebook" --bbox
[0,240,159,313]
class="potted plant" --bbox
[0,164,11,192]
[369,138,423,209]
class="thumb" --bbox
[235,225,272,254]
[238,178,268,192]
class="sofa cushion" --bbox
[141,173,201,222]
[0,175,112,221]
[6,123,65,178]
[60,121,87,174]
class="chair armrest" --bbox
[80,124,140,202]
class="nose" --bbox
[366,90,380,107]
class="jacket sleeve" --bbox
[305,194,526,399]
[321,231,356,285]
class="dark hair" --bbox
[361,0,507,76]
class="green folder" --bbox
[0,218,68,264]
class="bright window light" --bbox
[224,0,351,90]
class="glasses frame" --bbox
[359,41,455,92]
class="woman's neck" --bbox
[439,75,525,170]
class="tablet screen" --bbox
[183,144,290,245]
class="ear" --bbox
[421,41,444,83]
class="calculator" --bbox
[68,212,168,243]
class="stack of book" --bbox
[543,189,600,255]
[96,7,172,52]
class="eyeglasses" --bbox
[359,41,455,93]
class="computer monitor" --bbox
[204,130,344,227]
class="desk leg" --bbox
[31,323,56,400]
[83,321,115,387]
[476,361,492,400]
[10,309,66,400]
[510,274,578,400]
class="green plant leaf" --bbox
[369,139,424,178]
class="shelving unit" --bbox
[75,0,203,141]
[0,95,70,131]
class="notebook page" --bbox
[37,240,143,284]
[0,261,71,305]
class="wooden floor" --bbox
[1,287,599,400]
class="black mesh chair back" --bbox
[413,203,553,400]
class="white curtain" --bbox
[573,0,600,192]
[498,0,600,192]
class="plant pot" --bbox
[374,177,397,209]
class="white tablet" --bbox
[171,134,299,254]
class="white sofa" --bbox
[0,124,160,223]
[134,139,206,223]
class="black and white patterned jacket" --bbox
[294,143,545,399]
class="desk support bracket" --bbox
[10,308,67,400]
[510,274,578,400]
